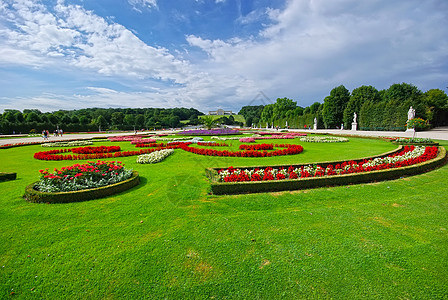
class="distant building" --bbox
[208,109,233,116]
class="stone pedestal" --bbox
[351,122,357,131]
[406,128,415,133]
[313,124,317,130]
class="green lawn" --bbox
[1,136,447,299]
[199,114,245,124]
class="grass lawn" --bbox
[199,114,246,124]
[1,136,447,299]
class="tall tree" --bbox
[343,85,380,128]
[322,85,350,128]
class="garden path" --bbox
[1,127,448,146]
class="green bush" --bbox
[23,171,140,203]
[0,172,17,182]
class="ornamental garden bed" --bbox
[391,137,439,146]
[24,161,139,203]
[206,146,447,195]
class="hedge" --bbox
[207,146,447,195]
[0,172,17,182]
[23,171,140,203]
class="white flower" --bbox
[136,149,174,164]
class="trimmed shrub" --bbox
[0,172,17,182]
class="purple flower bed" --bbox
[178,129,240,136]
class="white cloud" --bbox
[187,0,448,104]
[1,0,447,114]
[128,0,157,12]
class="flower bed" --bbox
[34,145,178,161]
[41,140,93,147]
[130,139,156,144]
[177,129,240,136]
[239,137,255,143]
[207,146,447,194]
[24,170,140,203]
[299,136,348,143]
[239,143,273,151]
[179,143,303,157]
[136,149,174,164]
[71,146,121,154]
[392,137,438,145]
[34,161,133,192]
[108,135,152,142]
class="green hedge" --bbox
[0,172,17,182]
[23,171,140,203]
[391,141,439,146]
[207,147,447,195]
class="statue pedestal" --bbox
[313,124,317,130]
[351,123,357,131]
[406,128,415,133]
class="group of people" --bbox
[42,129,63,140]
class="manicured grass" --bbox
[199,114,246,124]
[0,137,447,298]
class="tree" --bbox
[273,97,297,120]
[26,112,41,123]
[94,115,108,130]
[260,104,274,125]
[135,114,145,128]
[423,89,448,126]
[343,85,380,129]
[124,114,135,126]
[322,85,350,128]
[111,112,124,126]
[200,115,218,130]
[14,112,24,123]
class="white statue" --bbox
[407,106,415,120]
[353,112,357,123]
[314,117,317,125]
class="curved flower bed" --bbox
[392,137,438,146]
[71,146,121,154]
[24,170,140,203]
[239,137,255,143]
[239,143,273,151]
[179,143,303,157]
[130,139,156,144]
[34,145,178,161]
[207,146,446,194]
[136,149,174,164]
[299,136,348,143]
[218,146,436,182]
[35,161,133,192]
[41,140,93,147]
[178,129,240,135]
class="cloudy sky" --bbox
[0,0,447,113]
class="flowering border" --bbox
[206,146,447,195]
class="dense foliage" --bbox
[0,107,203,134]
[252,83,448,131]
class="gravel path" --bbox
[1,127,447,146]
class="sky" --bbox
[0,0,447,114]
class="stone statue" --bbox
[407,106,415,120]
[314,117,317,125]
[353,112,357,123]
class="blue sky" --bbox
[0,0,447,113]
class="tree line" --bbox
[238,83,448,131]
[0,107,204,134]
